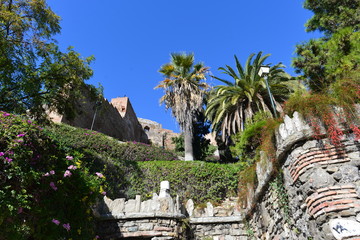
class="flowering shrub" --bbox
[0,112,104,239]
[284,83,360,145]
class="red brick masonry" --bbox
[289,146,350,182]
[305,185,360,219]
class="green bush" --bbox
[0,112,104,239]
[47,124,178,162]
[127,161,240,204]
[230,111,272,163]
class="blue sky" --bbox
[47,0,320,133]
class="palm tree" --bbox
[205,52,291,140]
[155,53,209,161]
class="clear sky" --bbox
[47,0,320,133]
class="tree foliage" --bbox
[293,0,360,92]
[303,0,360,35]
[0,0,94,121]
[206,52,291,140]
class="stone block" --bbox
[159,197,174,213]
[339,165,360,183]
[309,168,336,189]
[207,202,214,217]
[154,226,173,231]
[186,199,194,217]
[124,199,137,213]
[127,226,139,232]
[139,223,154,231]
[225,235,235,240]
[111,198,125,214]
[141,199,160,213]
[135,195,141,212]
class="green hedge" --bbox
[127,161,240,204]
[46,124,178,162]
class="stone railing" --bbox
[96,182,248,239]
[185,198,248,239]
[95,181,186,239]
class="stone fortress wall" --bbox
[138,118,180,150]
[49,89,178,148]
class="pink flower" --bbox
[52,219,60,225]
[43,172,50,177]
[95,172,104,178]
[49,170,55,175]
[50,182,57,191]
[68,165,77,170]
[62,223,70,231]
[101,191,106,195]
[5,157,12,163]
[17,133,26,137]
[3,113,10,117]
[0,152,4,157]
[63,170,72,177]
[66,156,73,161]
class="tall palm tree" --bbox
[205,52,291,140]
[155,53,209,161]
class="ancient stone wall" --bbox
[138,118,180,150]
[49,90,148,143]
[248,111,360,240]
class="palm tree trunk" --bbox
[184,128,194,161]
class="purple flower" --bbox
[95,172,104,178]
[68,165,77,170]
[66,156,73,161]
[50,182,57,191]
[27,120,32,124]
[0,152,4,157]
[17,133,26,137]
[52,219,60,225]
[101,191,106,195]
[3,113,10,117]
[63,170,72,177]
[44,170,55,176]
[5,157,12,163]
[62,223,70,231]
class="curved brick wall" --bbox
[249,111,360,240]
